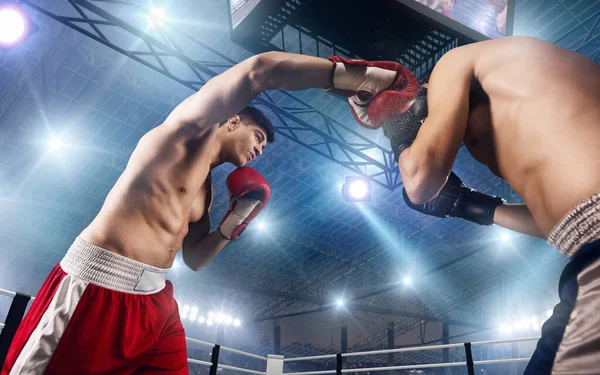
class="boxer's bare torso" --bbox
[80,123,216,268]
[453,37,600,235]
[76,52,329,270]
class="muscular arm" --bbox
[181,213,230,271]
[164,52,332,134]
[494,204,544,238]
[156,52,333,200]
[399,47,475,204]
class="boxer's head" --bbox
[398,79,429,126]
[220,106,275,167]
[381,80,429,161]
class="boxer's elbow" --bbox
[246,52,282,91]
[181,246,203,272]
[181,253,196,271]
[399,150,448,205]
[403,176,445,205]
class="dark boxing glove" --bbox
[403,172,506,226]
[382,85,428,161]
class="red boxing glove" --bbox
[327,56,419,129]
[219,167,271,240]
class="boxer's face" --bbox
[225,116,267,167]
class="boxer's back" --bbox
[464,36,600,235]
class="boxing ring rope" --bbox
[0,287,538,374]
[282,338,538,375]
[0,289,34,301]
[186,337,269,361]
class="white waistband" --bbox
[548,192,600,258]
[60,237,169,294]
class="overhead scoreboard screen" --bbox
[401,0,515,40]
[230,0,263,29]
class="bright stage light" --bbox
[517,318,530,331]
[349,180,368,198]
[257,221,265,230]
[152,7,167,19]
[0,8,25,44]
[48,137,64,151]
[206,320,214,327]
[499,324,512,334]
[147,7,168,27]
[189,306,198,321]
[342,177,371,202]
[0,5,37,51]
[336,298,344,307]
[181,305,190,320]
[215,313,226,324]
[198,316,206,324]
[233,318,241,327]
[403,276,412,285]
[500,233,510,243]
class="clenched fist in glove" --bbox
[403,172,506,226]
[327,56,419,129]
[219,167,271,240]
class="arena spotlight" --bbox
[215,312,226,324]
[181,305,190,320]
[206,320,214,327]
[499,324,512,334]
[336,298,344,307]
[342,176,371,202]
[147,7,167,27]
[500,233,510,243]
[233,318,241,327]
[189,306,198,322]
[0,3,38,51]
[403,275,412,286]
[48,137,64,152]
[198,316,206,324]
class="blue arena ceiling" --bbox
[0,0,599,365]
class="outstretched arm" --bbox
[163,52,333,133]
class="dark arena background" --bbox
[1,0,600,374]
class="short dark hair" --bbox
[239,106,275,143]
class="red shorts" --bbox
[1,238,188,374]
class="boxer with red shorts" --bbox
[2,51,418,374]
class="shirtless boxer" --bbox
[1,52,418,374]
[366,36,600,374]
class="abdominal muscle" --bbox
[79,125,211,268]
